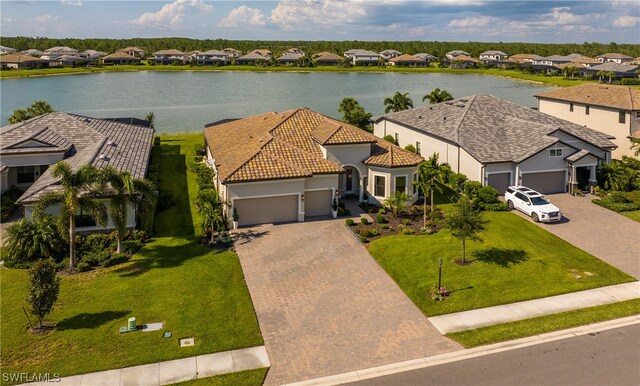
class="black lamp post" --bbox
[438,257,443,290]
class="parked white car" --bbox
[505,186,562,223]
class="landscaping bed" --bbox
[592,190,640,223]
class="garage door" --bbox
[487,173,511,195]
[521,171,565,194]
[305,190,332,218]
[234,195,298,227]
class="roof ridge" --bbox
[225,136,275,181]
[2,126,49,149]
[454,95,477,144]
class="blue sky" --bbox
[1,1,639,43]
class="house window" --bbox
[585,105,589,115]
[619,111,626,124]
[549,149,563,157]
[412,173,418,194]
[16,166,35,183]
[416,142,421,155]
[569,103,574,112]
[75,207,97,227]
[395,176,407,194]
[374,175,386,197]
[394,133,399,145]
[635,111,640,119]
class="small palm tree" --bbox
[384,92,414,113]
[631,138,640,157]
[145,112,155,129]
[196,189,226,242]
[417,153,452,227]
[597,160,630,191]
[606,71,615,83]
[97,166,156,253]
[383,191,409,217]
[5,215,61,263]
[423,88,453,104]
[596,70,606,82]
[8,108,31,124]
[34,162,107,270]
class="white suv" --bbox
[505,186,562,223]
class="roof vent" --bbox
[429,107,433,110]
[98,154,110,161]
[107,140,116,147]
[443,117,447,121]
[418,115,422,119]
[445,102,454,105]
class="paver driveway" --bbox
[512,194,640,279]
[234,220,462,385]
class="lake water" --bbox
[1,71,555,132]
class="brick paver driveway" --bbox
[513,194,640,279]
[234,220,462,385]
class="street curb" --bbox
[285,315,640,386]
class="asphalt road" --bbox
[346,324,640,386]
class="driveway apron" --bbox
[234,220,461,385]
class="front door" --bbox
[346,168,353,191]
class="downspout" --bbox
[457,145,461,173]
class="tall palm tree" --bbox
[34,162,107,270]
[423,88,453,104]
[596,70,606,82]
[98,166,156,253]
[417,153,451,227]
[384,92,414,113]
[606,71,615,83]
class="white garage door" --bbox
[487,173,511,195]
[305,190,332,218]
[234,195,298,227]
[521,171,565,194]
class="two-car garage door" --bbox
[234,195,298,227]
[521,171,566,194]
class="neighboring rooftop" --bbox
[0,53,48,64]
[389,54,427,63]
[480,50,508,56]
[154,49,185,55]
[102,52,139,61]
[374,95,616,164]
[588,62,640,73]
[204,109,422,184]
[597,53,633,60]
[535,84,640,111]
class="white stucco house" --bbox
[596,53,634,64]
[372,95,617,195]
[479,50,508,61]
[0,113,154,232]
[343,49,382,65]
[535,84,640,159]
[203,109,423,227]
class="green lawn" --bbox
[368,210,635,317]
[620,190,640,223]
[448,298,640,348]
[172,368,268,386]
[0,133,263,380]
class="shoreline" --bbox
[0,65,594,87]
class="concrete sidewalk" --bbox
[428,281,640,334]
[21,346,269,386]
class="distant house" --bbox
[535,84,640,159]
[284,48,305,56]
[344,49,382,65]
[19,49,43,57]
[596,53,634,64]
[0,53,49,69]
[250,49,272,59]
[223,48,242,58]
[187,50,202,61]
[235,51,270,65]
[569,57,602,68]
[276,52,304,65]
[533,54,582,66]
[414,53,437,62]
[508,54,544,63]
[196,50,229,65]
[0,112,154,232]
[117,46,146,59]
[447,55,479,69]
[313,52,342,66]
[388,54,427,67]
[445,50,470,59]
[153,49,188,65]
[380,49,402,60]
[41,46,79,60]
[479,50,508,61]
[585,62,640,80]
[0,46,17,55]
[102,52,141,65]
[50,55,90,67]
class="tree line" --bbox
[2,36,639,58]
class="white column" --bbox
[358,177,364,202]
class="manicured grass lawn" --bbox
[172,368,268,386]
[368,210,635,317]
[0,133,263,380]
[448,298,640,348]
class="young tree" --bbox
[384,92,414,113]
[383,191,409,217]
[338,97,372,131]
[97,166,156,253]
[417,153,452,226]
[423,88,454,104]
[444,196,488,263]
[34,162,107,270]
[4,215,61,263]
[26,259,60,329]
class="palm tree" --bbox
[28,100,54,116]
[8,108,31,124]
[417,153,452,227]
[196,189,226,242]
[596,70,606,82]
[4,215,61,263]
[34,162,107,270]
[384,92,414,113]
[145,112,155,129]
[423,88,453,104]
[606,71,615,83]
[597,160,630,191]
[97,166,156,253]
[383,191,409,217]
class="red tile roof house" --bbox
[203,109,422,227]
[0,113,154,232]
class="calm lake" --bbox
[1,71,555,132]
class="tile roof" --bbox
[535,84,640,111]
[314,53,342,62]
[118,46,145,52]
[237,52,270,61]
[597,53,633,60]
[480,50,508,56]
[389,54,427,63]
[154,49,185,55]
[565,149,590,163]
[102,52,139,60]
[0,53,48,64]
[452,55,479,63]
[204,109,422,183]
[588,62,640,73]
[570,57,602,65]
[375,95,616,164]
[0,113,154,203]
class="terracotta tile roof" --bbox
[570,57,601,65]
[597,53,633,60]
[452,55,479,63]
[314,52,342,62]
[0,53,48,64]
[102,52,139,60]
[153,49,184,55]
[556,62,587,69]
[204,109,421,183]
[118,46,145,52]
[389,54,427,63]
[535,84,640,111]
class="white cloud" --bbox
[613,15,640,27]
[130,0,213,29]
[218,5,267,28]
[541,7,584,25]
[270,0,367,28]
[60,0,83,6]
[34,14,58,23]
[448,16,496,28]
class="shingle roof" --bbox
[0,53,48,64]
[154,49,184,55]
[0,113,154,204]
[237,52,269,61]
[535,84,640,111]
[376,95,616,164]
[597,53,633,60]
[570,57,601,65]
[118,46,145,52]
[565,149,590,163]
[588,62,640,73]
[102,52,139,60]
[204,109,422,184]
[452,55,479,63]
[480,50,508,56]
